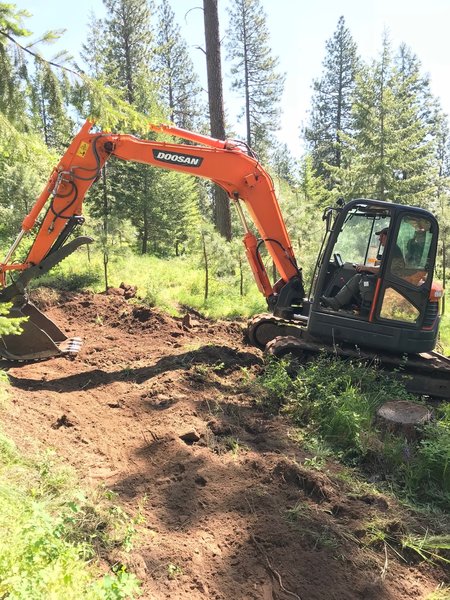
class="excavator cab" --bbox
[308,199,441,354]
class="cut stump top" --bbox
[377,401,432,425]
[376,400,432,440]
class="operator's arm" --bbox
[355,265,379,274]
[357,245,406,277]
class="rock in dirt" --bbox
[106,283,137,299]
[180,430,201,445]
[106,287,125,297]
[119,282,137,299]
[51,414,75,429]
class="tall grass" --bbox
[439,311,450,355]
[33,248,266,319]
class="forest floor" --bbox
[1,289,448,600]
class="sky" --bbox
[20,0,450,158]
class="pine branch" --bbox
[0,29,82,78]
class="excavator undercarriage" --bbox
[248,314,450,400]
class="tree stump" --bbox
[376,400,432,440]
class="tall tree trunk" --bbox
[102,169,109,292]
[443,239,447,315]
[142,203,149,254]
[242,11,251,147]
[203,0,232,241]
[202,232,209,300]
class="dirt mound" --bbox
[3,291,448,599]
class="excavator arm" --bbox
[0,120,304,360]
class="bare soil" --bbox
[2,290,448,600]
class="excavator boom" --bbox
[0,120,303,360]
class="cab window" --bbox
[391,216,435,285]
[333,209,390,266]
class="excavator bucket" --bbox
[0,301,81,361]
[0,237,91,361]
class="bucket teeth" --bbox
[58,337,83,356]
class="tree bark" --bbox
[203,0,232,241]
[102,168,109,292]
[202,232,209,300]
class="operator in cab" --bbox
[321,227,405,311]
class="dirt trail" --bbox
[2,290,448,599]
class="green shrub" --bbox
[405,404,450,504]
[259,355,411,457]
[0,431,141,599]
[33,270,101,292]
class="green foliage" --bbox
[405,404,450,504]
[424,586,450,600]
[277,157,331,288]
[327,35,440,206]
[438,310,450,355]
[402,533,450,565]
[29,59,73,151]
[31,268,101,292]
[0,429,141,599]
[102,0,156,110]
[261,355,409,455]
[0,301,25,336]
[0,3,31,121]
[0,3,31,37]
[226,0,285,158]
[167,563,183,580]
[305,16,360,183]
[257,355,450,508]
[154,0,205,130]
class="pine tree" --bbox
[270,141,298,188]
[330,36,440,206]
[80,12,108,79]
[102,0,156,109]
[434,112,450,302]
[389,44,439,206]
[353,36,396,201]
[279,155,331,285]
[81,0,203,256]
[226,0,285,159]
[304,16,359,183]
[154,0,204,130]
[0,4,32,124]
[29,61,73,151]
[0,5,64,241]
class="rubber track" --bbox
[248,315,450,400]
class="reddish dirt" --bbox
[2,290,448,600]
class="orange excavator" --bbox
[0,121,449,398]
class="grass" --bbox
[438,310,450,355]
[0,409,141,599]
[32,248,266,319]
[425,586,450,600]
[257,355,450,511]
